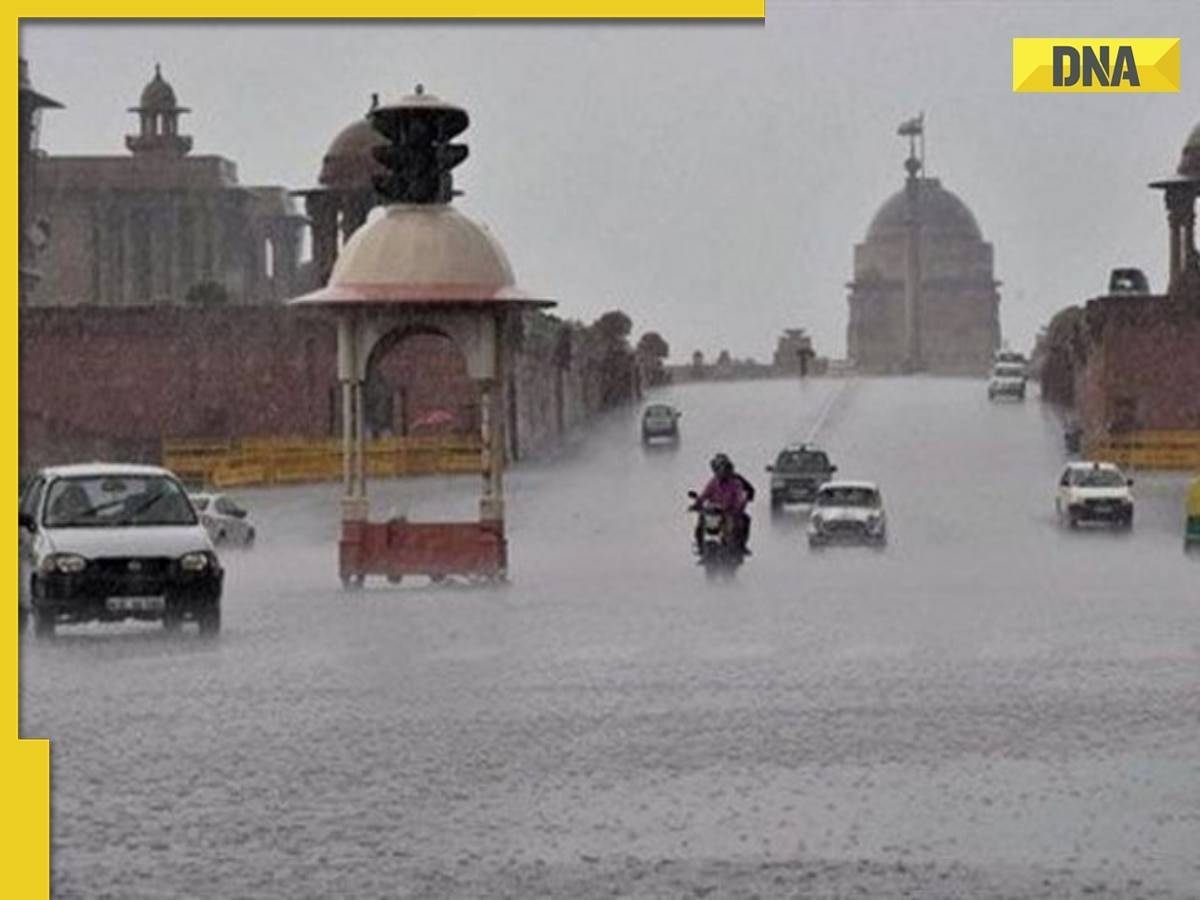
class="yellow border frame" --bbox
[9,7,764,897]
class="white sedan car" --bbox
[1056,461,1134,528]
[808,481,887,547]
[190,493,256,547]
[19,463,223,637]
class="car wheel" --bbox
[1068,513,1079,529]
[244,528,256,548]
[341,574,365,591]
[197,604,221,636]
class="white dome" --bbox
[334,204,513,288]
[290,204,548,308]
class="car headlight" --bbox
[41,553,87,575]
[771,476,786,488]
[179,551,212,572]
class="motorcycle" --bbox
[688,490,745,577]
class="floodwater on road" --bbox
[20,378,1200,899]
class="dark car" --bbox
[766,444,838,510]
[641,404,681,444]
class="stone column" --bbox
[1165,185,1191,284]
[304,192,338,287]
[337,316,368,521]
[480,313,506,523]
[1182,196,1197,272]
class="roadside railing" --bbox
[1086,431,1200,471]
[163,434,483,488]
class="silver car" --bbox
[190,493,256,547]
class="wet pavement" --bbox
[20,378,1200,898]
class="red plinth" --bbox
[339,519,507,585]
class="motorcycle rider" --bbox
[694,453,754,554]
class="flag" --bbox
[897,113,924,137]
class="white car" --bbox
[18,463,223,637]
[190,492,256,547]
[988,362,1027,401]
[808,481,887,547]
[1056,461,1134,528]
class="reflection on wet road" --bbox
[21,378,1200,898]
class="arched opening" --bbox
[363,325,477,440]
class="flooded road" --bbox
[21,378,1200,899]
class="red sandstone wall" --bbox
[18,307,476,471]
[1074,297,1200,439]
[18,306,601,474]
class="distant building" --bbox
[846,122,1000,374]
[33,65,304,307]
[773,328,815,374]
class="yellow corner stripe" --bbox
[20,2,765,17]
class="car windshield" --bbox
[44,475,198,528]
[776,450,829,471]
[817,487,879,508]
[1073,468,1126,488]
[994,365,1024,377]
[644,406,674,418]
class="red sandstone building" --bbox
[1038,123,1200,445]
[31,65,305,308]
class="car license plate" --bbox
[106,596,164,612]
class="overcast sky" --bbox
[21,4,1200,361]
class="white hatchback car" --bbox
[1056,461,1134,528]
[18,463,222,637]
[190,493,256,547]
[808,481,887,547]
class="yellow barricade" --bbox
[1087,431,1200,471]
[162,434,483,487]
[210,460,270,489]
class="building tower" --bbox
[125,64,192,158]
[293,95,389,289]
[18,57,62,304]
[1150,122,1200,297]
